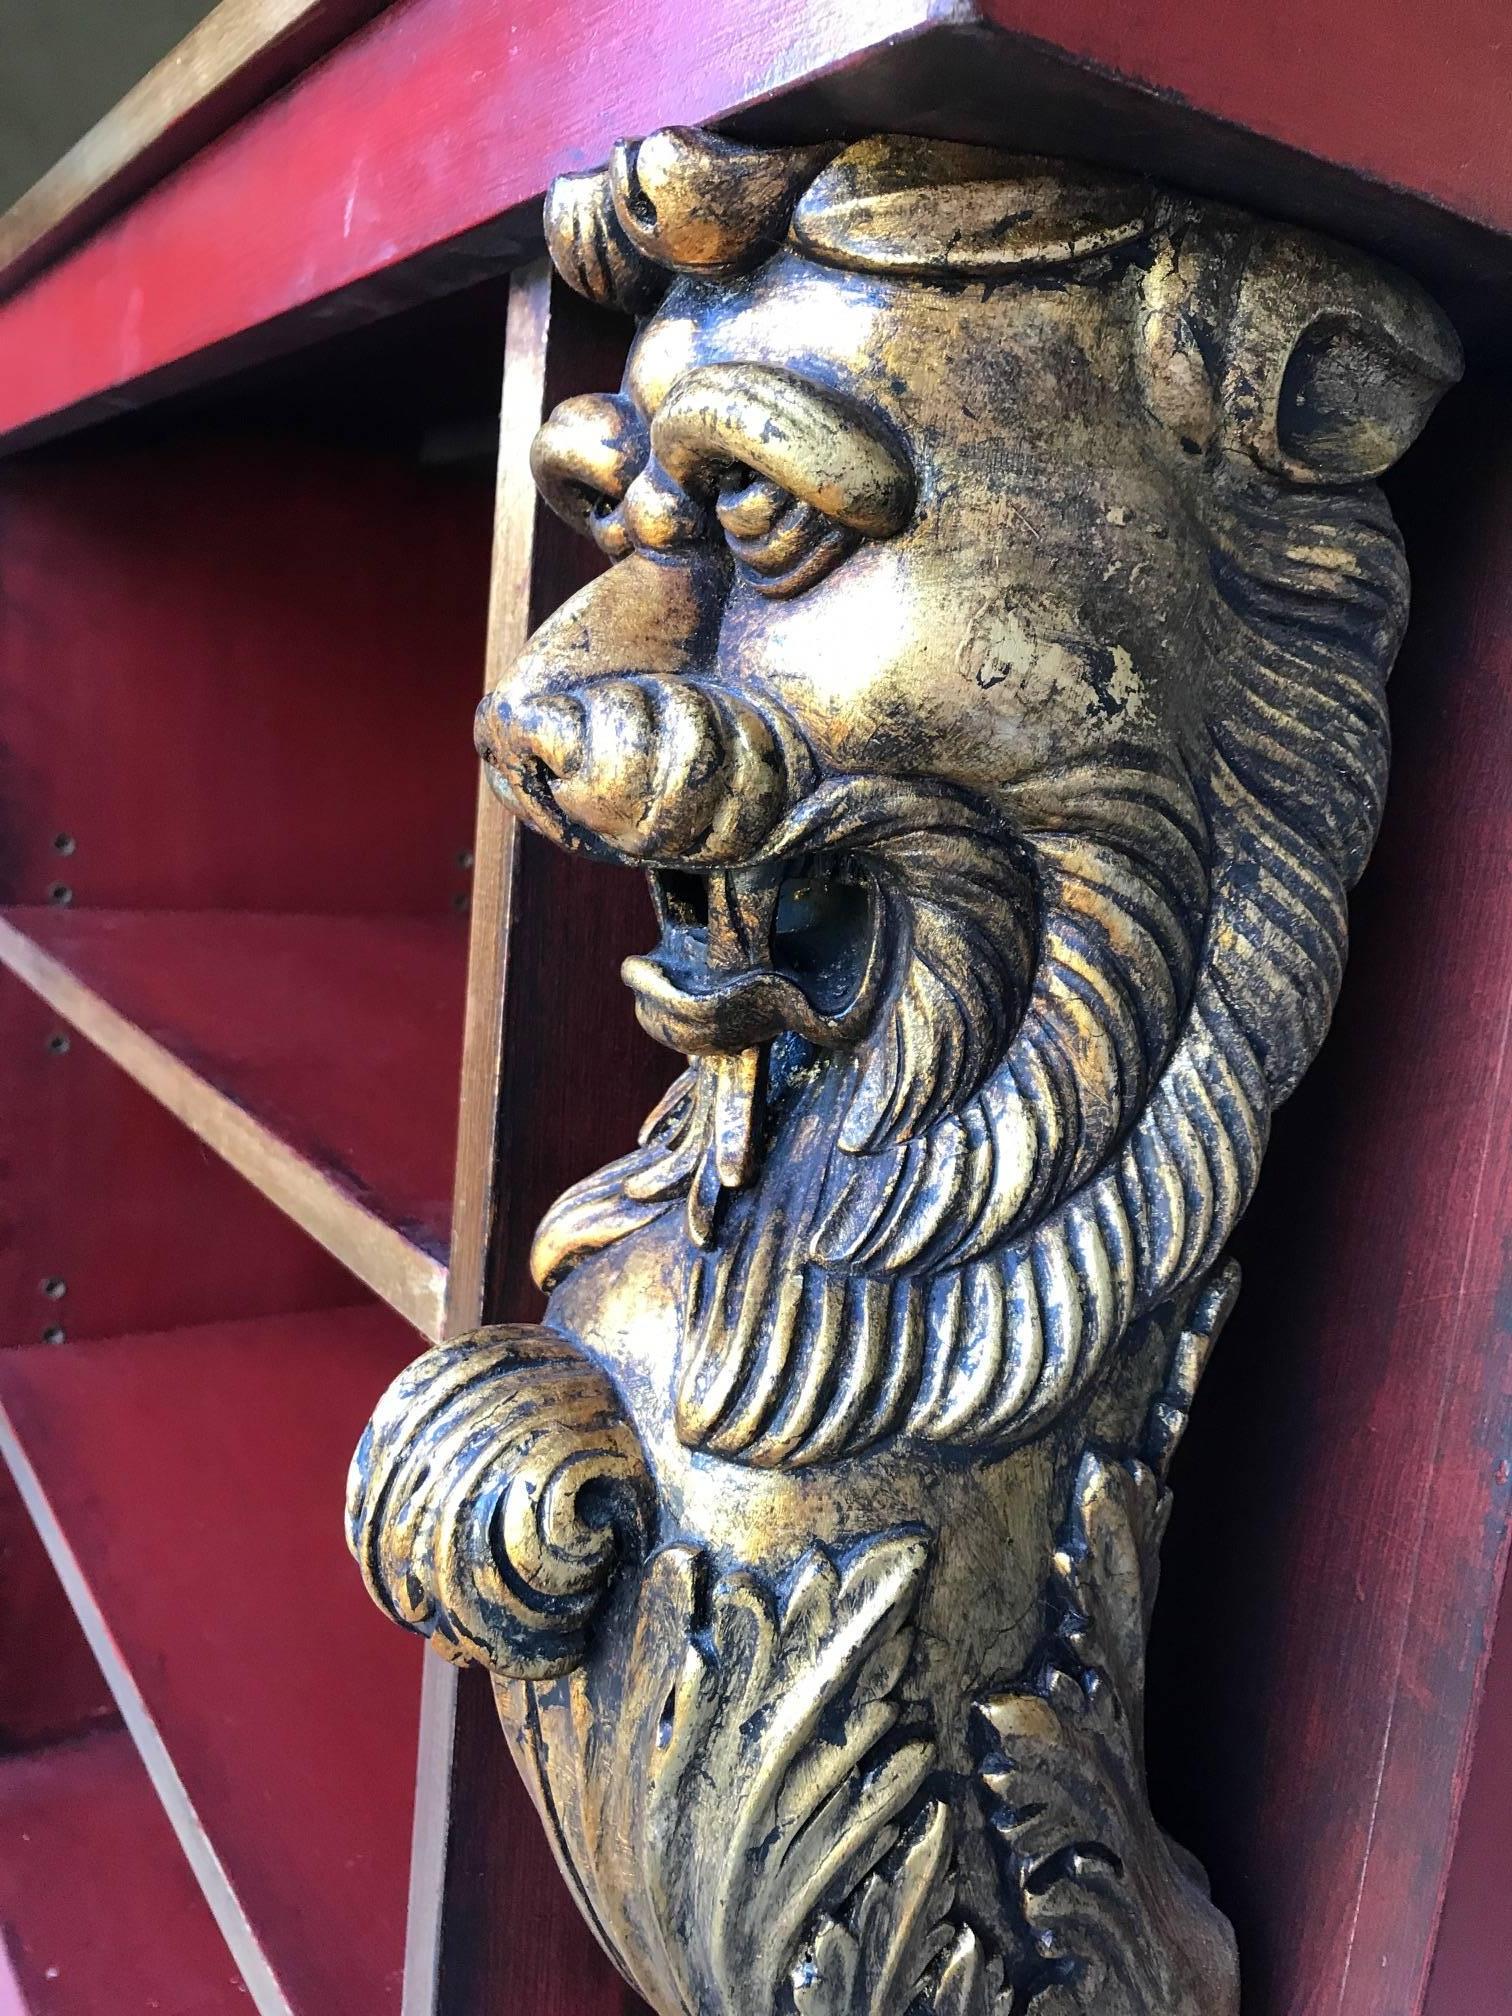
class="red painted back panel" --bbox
[1425,1587,1512,2014]
[0,1727,249,2014]
[0,1476,115,1750]
[0,435,489,913]
[0,1306,424,2016]
[1146,382,1512,2013]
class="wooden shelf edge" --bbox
[0,1407,288,2016]
[0,0,391,299]
[0,915,448,1342]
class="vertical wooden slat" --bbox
[403,257,550,2016]
[441,258,550,1345]
[406,262,661,2016]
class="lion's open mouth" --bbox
[624,855,886,1057]
[623,853,888,1209]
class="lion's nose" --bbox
[476,676,812,865]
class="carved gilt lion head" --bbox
[476,131,1460,1469]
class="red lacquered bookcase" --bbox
[0,4,1507,2013]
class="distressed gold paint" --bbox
[349,130,1460,2015]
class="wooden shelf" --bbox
[0,1727,249,2016]
[0,1305,425,2016]
[0,0,1509,449]
[0,0,391,299]
[0,909,467,1340]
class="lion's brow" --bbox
[650,360,915,535]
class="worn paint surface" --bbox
[351,132,1461,2014]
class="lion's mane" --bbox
[530,133,1449,1466]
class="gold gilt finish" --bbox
[348,131,1461,2012]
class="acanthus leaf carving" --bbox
[978,1269,1239,2015]
[506,1530,942,2016]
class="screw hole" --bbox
[46,1032,70,1055]
[40,1276,66,1300]
[47,883,73,906]
[455,848,475,871]
[52,833,76,856]
[451,891,471,915]
[40,1326,65,1346]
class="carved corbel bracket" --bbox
[348,129,1460,2013]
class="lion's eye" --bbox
[714,468,856,599]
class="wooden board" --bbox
[0,0,391,298]
[0,0,1509,448]
[0,910,466,1338]
[1144,378,1512,2013]
[411,266,663,2016]
[0,1306,425,2016]
[0,1727,250,2015]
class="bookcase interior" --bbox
[0,282,506,2016]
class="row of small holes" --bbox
[42,901,72,1329]
[31,832,473,1338]
[50,832,75,904]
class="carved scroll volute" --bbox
[349,131,1460,2015]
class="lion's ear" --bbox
[1217,229,1462,483]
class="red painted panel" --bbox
[0,1305,425,2016]
[0,0,1509,444]
[0,1471,115,1750]
[0,1727,248,2014]
[977,0,1512,241]
[1146,383,1512,2011]
[1425,1586,1512,2014]
[0,969,357,1349]
[5,908,468,1266]
[0,436,489,913]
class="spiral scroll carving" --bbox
[346,1326,651,1679]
